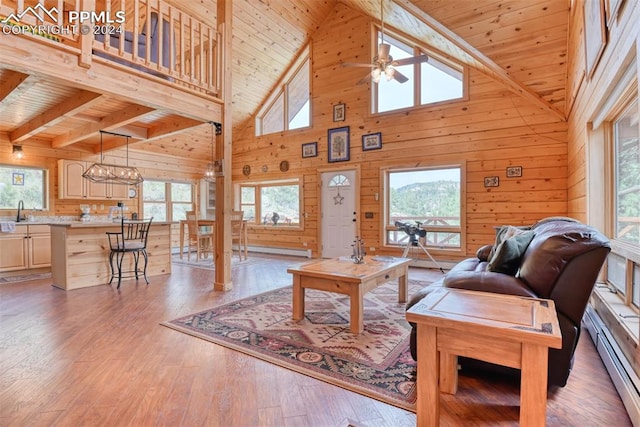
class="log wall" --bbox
[232,3,568,261]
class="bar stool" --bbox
[106,217,153,289]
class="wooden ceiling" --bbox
[0,0,569,165]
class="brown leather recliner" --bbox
[406,218,611,387]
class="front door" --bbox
[321,170,357,258]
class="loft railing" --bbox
[0,0,220,98]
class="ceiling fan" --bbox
[342,0,428,85]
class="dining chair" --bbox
[106,217,153,289]
[231,210,245,261]
[185,211,214,261]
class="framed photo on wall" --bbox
[333,103,345,122]
[328,126,350,162]
[301,141,317,158]
[362,132,382,151]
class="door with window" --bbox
[321,170,357,258]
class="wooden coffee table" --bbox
[406,288,562,427]
[287,255,412,334]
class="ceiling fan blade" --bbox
[356,72,373,85]
[393,55,429,67]
[378,43,391,61]
[392,69,409,83]
[341,62,376,68]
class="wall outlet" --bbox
[303,242,308,247]
[369,247,375,252]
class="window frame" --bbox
[238,178,303,230]
[256,45,311,136]
[370,26,467,116]
[0,164,49,211]
[382,164,464,254]
[141,180,195,222]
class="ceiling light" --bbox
[12,145,24,160]
[83,131,143,185]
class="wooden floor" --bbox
[0,254,632,426]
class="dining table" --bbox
[179,218,248,260]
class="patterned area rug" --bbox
[162,280,430,411]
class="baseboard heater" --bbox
[583,306,640,426]
[246,245,311,258]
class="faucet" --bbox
[16,200,24,222]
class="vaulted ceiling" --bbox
[0,0,569,163]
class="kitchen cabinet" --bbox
[0,224,51,272]
[58,160,129,200]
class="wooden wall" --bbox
[232,3,568,261]
[0,134,202,220]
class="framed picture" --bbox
[333,103,345,122]
[584,0,606,79]
[301,141,317,158]
[328,126,350,163]
[12,173,24,186]
[484,176,499,188]
[362,132,382,151]
[506,166,522,177]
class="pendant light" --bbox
[203,122,222,181]
[82,131,143,185]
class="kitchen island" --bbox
[50,221,173,290]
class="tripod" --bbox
[401,233,445,274]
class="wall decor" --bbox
[333,103,345,122]
[362,132,382,151]
[506,166,522,177]
[279,160,289,172]
[242,165,251,177]
[261,165,268,172]
[484,176,499,188]
[302,141,317,158]
[328,126,350,163]
[12,172,24,185]
[584,0,606,79]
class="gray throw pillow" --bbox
[487,230,535,275]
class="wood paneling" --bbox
[233,3,567,261]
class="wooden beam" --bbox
[52,105,155,148]
[10,91,104,143]
[0,34,223,123]
[215,0,233,292]
[0,70,31,103]
[99,118,203,152]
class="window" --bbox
[373,31,465,114]
[608,95,640,312]
[0,165,48,211]
[142,180,193,221]
[239,180,301,227]
[256,46,310,136]
[384,167,462,249]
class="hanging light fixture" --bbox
[12,145,24,160]
[204,122,223,181]
[203,122,216,182]
[82,131,143,185]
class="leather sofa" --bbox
[406,217,610,387]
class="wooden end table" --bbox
[406,288,562,427]
[287,255,412,334]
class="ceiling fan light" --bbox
[385,66,395,81]
[371,68,382,83]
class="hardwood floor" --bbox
[0,255,632,426]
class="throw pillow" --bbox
[487,230,535,275]
[488,225,530,260]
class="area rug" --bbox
[162,280,430,411]
[0,272,52,283]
